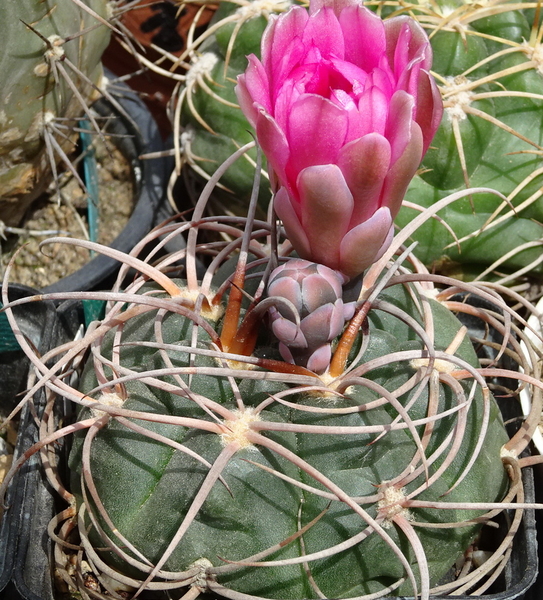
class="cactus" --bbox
[0,0,111,226]
[1,140,540,600]
[173,0,290,213]
[167,0,543,276]
[2,146,536,599]
[1,3,541,599]
[65,267,511,598]
[11,152,536,600]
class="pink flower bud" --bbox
[236,0,442,279]
[267,259,353,373]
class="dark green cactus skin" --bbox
[182,1,543,275]
[71,283,509,598]
[180,1,272,211]
[0,0,110,225]
[396,6,543,275]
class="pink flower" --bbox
[236,0,442,279]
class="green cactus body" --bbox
[71,282,509,598]
[179,1,290,213]
[0,0,111,225]
[179,0,543,276]
[395,1,543,275]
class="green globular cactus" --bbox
[391,0,543,277]
[177,0,291,213]
[67,265,511,598]
[176,0,543,277]
[0,0,111,226]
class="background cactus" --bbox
[173,0,290,213]
[0,0,111,226]
[165,0,543,277]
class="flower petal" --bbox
[301,304,337,346]
[339,206,393,278]
[235,55,270,127]
[263,7,309,84]
[302,273,337,313]
[381,121,423,218]
[309,0,360,16]
[339,5,386,72]
[297,164,354,269]
[357,85,389,137]
[268,276,303,313]
[254,109,291,192]
[386,90,416,164]
[302,6,345,59]
[274,187,312,258]
[272,317,307,347]
[306,344,332,374]
[385,16,433,74]
[286,95,348,180]
[337,133,391,224]
[414,70,444,154]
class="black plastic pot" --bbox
[41,71,172,295]
[0,284,81,600]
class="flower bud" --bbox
[267,259,353,373]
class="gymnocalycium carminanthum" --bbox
[1,1,542,599]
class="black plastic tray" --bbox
[0,284,81,600]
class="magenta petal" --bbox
[274,187,312,259]
[286,95,348,178]
[339,5,386,72]
[235,56,270,127]
[381,122,423,218]
[339,206,393,278]
[337,133,391,225]
[386,90,416,164]
[331,89,364,142]
[302,6,344,59]
[309,0,360,16]
[357,85,389,137]
[269,34,308,99]
[415,70,444,154]
[385,16,432,73]
[297,164,354,269]
[274,75,304,132]
[330,57,368,87]
[254,109,290,191]
[235,74,255,127]
[263,8,309,80]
